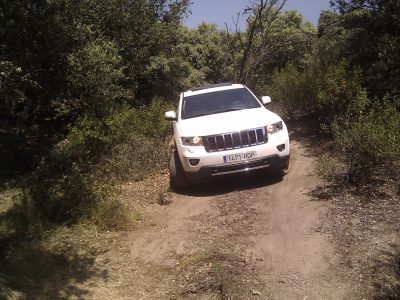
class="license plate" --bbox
[223,151,256,163]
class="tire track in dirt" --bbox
[125,139,351,299]
[248,142,350,299]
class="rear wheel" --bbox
[169,149,189,191]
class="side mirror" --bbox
[261,96,272,105]
[165,111,177,121]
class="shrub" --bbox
[316,153,340,182]
[29,149,99,225]
[89,192,131,230]
[66,37,129,118]
[13,99,173,231]
[317,61,368,123]
[270,64,317,119]
[100,136,169,182]
[101,100,172,181]
[107,98,173,143]
[331,97,400,182]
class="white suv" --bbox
[165,83,290,189]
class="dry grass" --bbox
[175,247,263,299]
[311,178,400,299]
[0,224,106,299]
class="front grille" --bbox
[203,127,267,153]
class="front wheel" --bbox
[169,149,190,191]
[272,160,289,178]
[277,166,289,177]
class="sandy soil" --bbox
[106,137,353,299]
[247,142,349,299]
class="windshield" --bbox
[181,88,261,119]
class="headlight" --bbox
[181,136,203,146]
[266,121,283,134]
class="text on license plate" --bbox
[223,151,256,163]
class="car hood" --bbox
[177,107,282,137]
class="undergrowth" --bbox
[0,224,104,299]
[2,99,172,234]
[0,99,173,298]
[176,247,261,299]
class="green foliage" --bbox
[0,0,398,262]
[0,60,38,124]
[0,0,190,162]
[316,154,340,182]
[67,37,128,117]
[101,99,173,182]
[135,98,175,140]
[232,7,316,86]
[316,11,346,69]
[331,97,400,181]
[29,150,101,226]
[19,98,172,228]
[315,1,400,186]
[0,0,188,231]
[317,61,368,122]
[270,64,317,119]
[145,23,236,98]
[328,0,400,97]
[188,23,236,83]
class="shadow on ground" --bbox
[0,231,108,300]
[373,242,400,299]
[286,114,332,158]
[177,170,283,197]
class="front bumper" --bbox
[175,127,290,183]
[185,154,290,183]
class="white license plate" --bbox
[223,151,256,163]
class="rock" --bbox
[251,290,262,296]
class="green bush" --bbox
[102,99,173,181]
[107,98,173,143]
[270,64,317,119]
[317,61,368,123]
[66,37,129,117]
[101,137,169,182]
[10,99,173,230]
[89,192,131,230]
[316,153,340,182]
[331,97,400,182]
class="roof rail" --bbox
[190,82,233,92]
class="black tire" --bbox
[169,149,189,191]
[272,160,290,178]
[279,166,289,177]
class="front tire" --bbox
[272,159,290,178]
[169,149,189,191]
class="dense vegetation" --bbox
[0,0,399,296]
[1,0,399,228]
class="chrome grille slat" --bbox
[203,127,267,153]
[233,133,241,148]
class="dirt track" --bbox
[122,134,352,299]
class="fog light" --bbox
[277,144,285,152]
[189,159,200,166]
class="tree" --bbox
[0,0,190,175]
[225,0,315,88]
[228,0,287,84]
[67,37,128,118]
[329,0,400,97]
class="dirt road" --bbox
[113,131,351,299]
